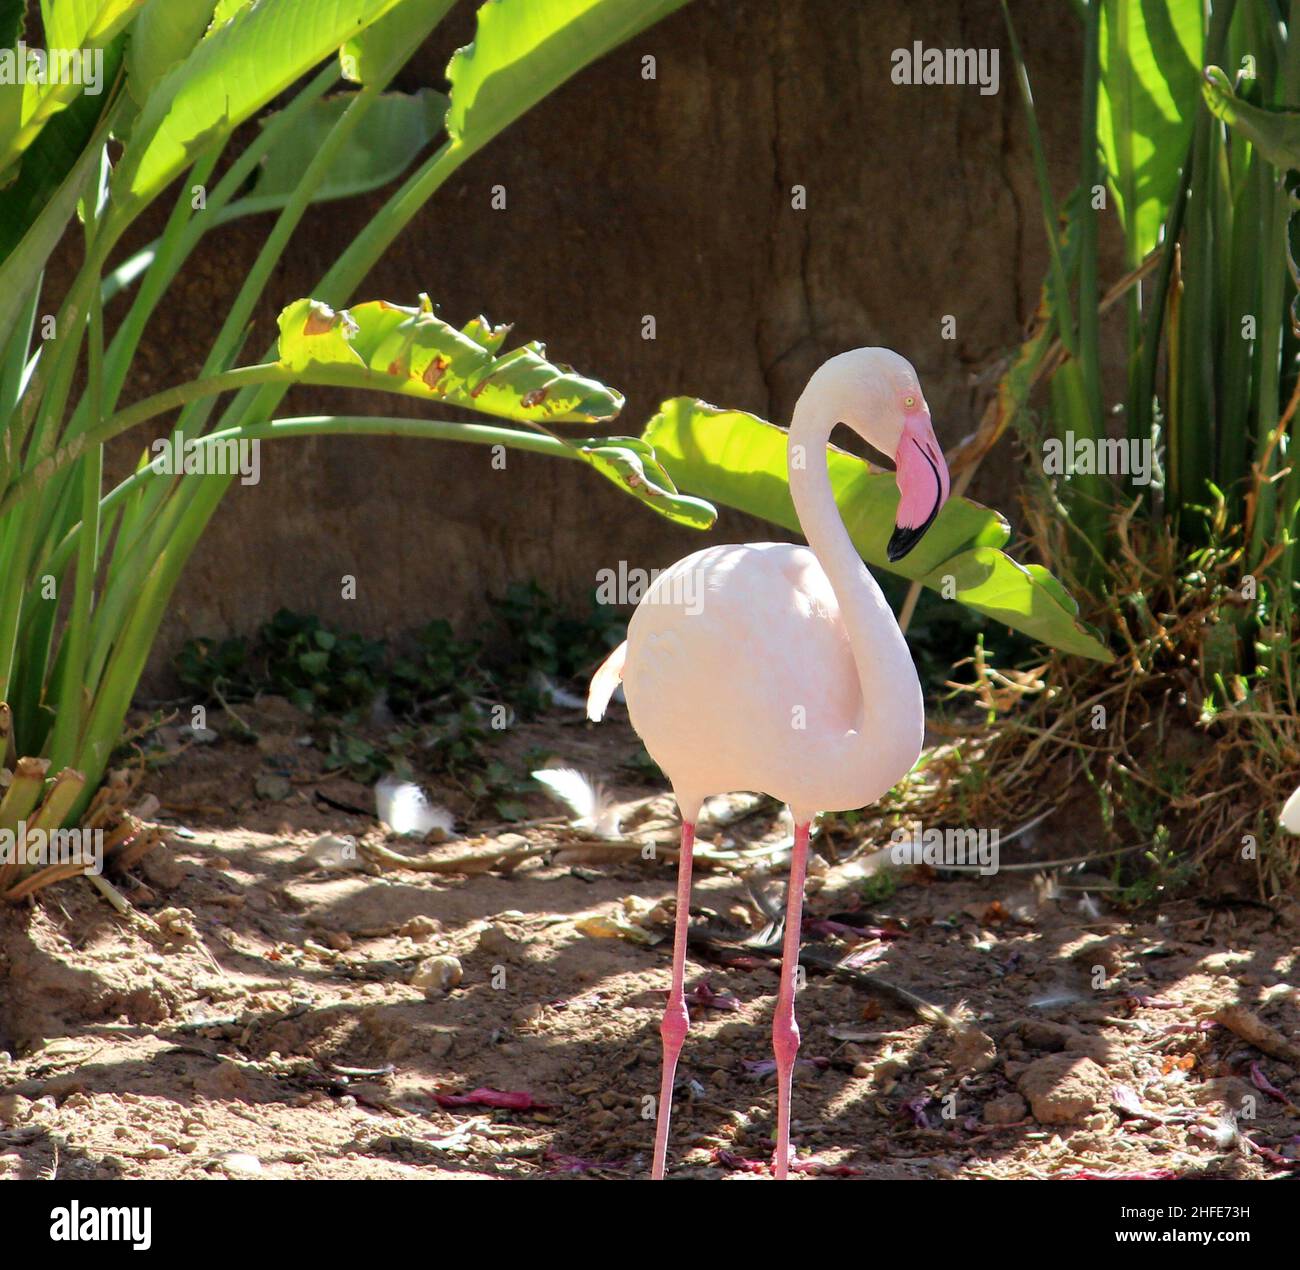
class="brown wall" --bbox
[115,0,1088,687]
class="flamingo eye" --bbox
[903,394,916,408]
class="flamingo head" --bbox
[797,348,952,562]
[885,387,950,562]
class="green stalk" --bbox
[47,210,108,772]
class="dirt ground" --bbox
[1,697,1298,1181]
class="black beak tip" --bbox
[887,524,924,562]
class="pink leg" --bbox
[651,820,695,1180]
[772,820,810,1179]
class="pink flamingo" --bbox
[588,349,950,1179]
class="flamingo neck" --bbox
[786,390,922,750]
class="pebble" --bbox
[1018,1054,1110,1124]
[303,834,361,871]
[397,915,442,941]
[411,955,463,993]
[218,1151,263,1177]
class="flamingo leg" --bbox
[651,820,695,1180]
[772,819,811,1179]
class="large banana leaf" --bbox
[276,295,623,423]
[1098,0,1203,262]
[643,398,1113,662]
[113,0,402,209]
[274,296,714,526]
[447,0,690,150]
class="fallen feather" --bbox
[531,767,622,839]
[1111,1085,1162,1123]
[531,671,588,711]
[684,979,740,1012]
[375,775,457,840]
[742,1056,829,1079]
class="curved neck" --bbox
[787,390,920,739]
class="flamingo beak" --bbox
[887,410,950,563]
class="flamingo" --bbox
[587,348,951,1179]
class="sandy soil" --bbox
[1,697,1298,1181]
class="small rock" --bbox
[983,1092,1028,1125]
[180,724,219,745]
[302,834,361,871]
[0,1094,28,1125]
[1018,1054,1111,1125]
[139,1144,170,1160]
[475,924,518,958]
[397,915,442,941]
[218,1151,263,1177]
[154,907,198,943]
[411,955,463,994]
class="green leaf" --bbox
[341,0,454,85]
[220,89,446,219]
[275,295,624,424]
[0,0,144,182]
[643,397,1112,662]
[578,439,715,529]
[1202,65,1300,170]
[115,0,403,209]
[1098,0,1203,261]
[125,0,220,106]
[0,0,26,183]
[938,548,1114,662]
[207,0,251,30]
[447,0,691,151]
[0,38,123,261]
[0,127,102,353]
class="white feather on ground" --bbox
[1281,784,1300,834]
[531,767,623,839]
[531,671,589,711]
[375,775,457,839]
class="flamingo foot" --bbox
[772,819,811,1180]
[651,820,695,1180]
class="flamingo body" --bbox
[618,541,923,820]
